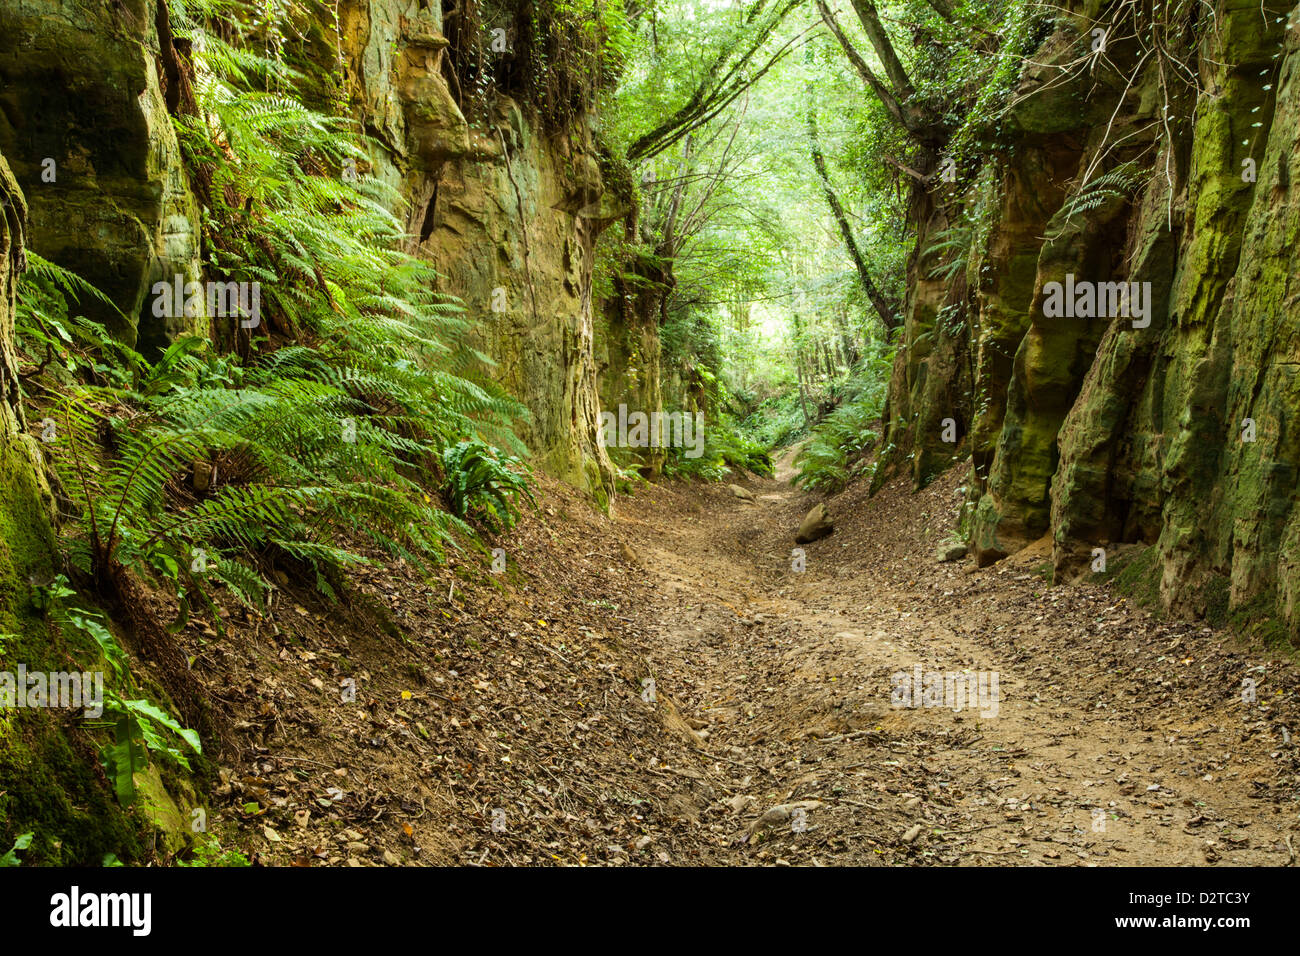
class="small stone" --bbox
[728,483,755,502]
[749,800,823,837]
[795,503,833,543]
[728,794,756,813]
[935,542,968,562]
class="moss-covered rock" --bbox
[337,0,615,501]
[0,0,203,351]
[892,0,1300,641]
[1,151,157,864]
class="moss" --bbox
[0,712,145,865]
[584,457,610,513]
[0,446,56,620]
[1102,544,1161,608]
[1224,590,1296,655]
[1203,574,1232,628]
[1,435,198,863]
[134,764,192,855]
[1104,553,1296,657]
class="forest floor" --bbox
[202,451,1300,866]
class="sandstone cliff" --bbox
[888,0,1300,637]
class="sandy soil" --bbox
[613,452,1300,865]
[200,455,1299,866]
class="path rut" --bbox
[617,456,1300,865]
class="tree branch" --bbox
[814,0,913,132]
[627,0,803,162]
[806,103,898,332]
[848,0,916,102]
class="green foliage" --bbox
[102,697,202,806]
[611,460,650,495]
[444,0,634,131]
[441,440,536,533]
[0,833,34,868]
[710,421,775,478]
[923,223,974,284]
[176,835,251,868]
[793,354,892,492]
[37,340,469,611]
[1060,163,1145,221]
[661,416,773,481]
[602,1,910,442]
[737,389,809,450]
[935,1,1055,165]
[12,10,534,614]
[14,253,136,382]
[33,577,201,806]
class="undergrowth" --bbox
[661,416,773,480]
[5,0,543,862]
[792,352,892,492]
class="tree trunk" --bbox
[835,304,859,366]
[806,103,899,333]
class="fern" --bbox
[793,352,893,492]
[13,1,538,614]
[441,440,537,534]
[660,417,774,481]
[1060,164,1144,221]
[13,253,138,385]
[923,224,973,283]
[39,578,200,806]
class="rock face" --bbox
[0,0,623,501]
[332,0,616,501]
[0,150,55,581]
[795,503,833,544]
[0,0,203,351]
[423,119,612,498]
[596,250,669,476]
[887,0,1300,634]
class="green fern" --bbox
[922,224,973,283]
[14,0,537,613]
[1060,164,1144,221]
[793,353,892,492]
[441,440,537,534]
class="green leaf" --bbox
[0,832,34,868]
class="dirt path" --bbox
[209,454,1299,867]
[615,457,1300,866]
